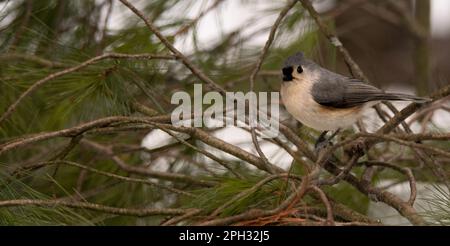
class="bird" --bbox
[280,52,430,149]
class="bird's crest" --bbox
[283,52,305,67]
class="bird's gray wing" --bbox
[311,77,388,108]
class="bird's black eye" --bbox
[297,65,303,74]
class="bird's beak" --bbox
[282,66,293,81]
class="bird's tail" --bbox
[378,93,431,103]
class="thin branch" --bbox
[98,0,114,52]
[0,53,175,125]
[153,123,284,174]
[80,139,215,187]
[317,155,359,186]
[198,176,310,226]
[161,209,202,226]
[0,199,190,217]
[299,0,368,81]
[173,0,224,36]
[210,174,295,217]
[0,53,68,68]
[249,0,297,89]
[0,116,168,156]
[15,160,195,197]
[248,0,297,175]
[8,0,33,50]
[152,123,245,179]
[370,134,450,159]
[308,185,334,225]
[119,0,226,94]
[377,84,450,134]
[361,161,417,206]
[322,160,426,225]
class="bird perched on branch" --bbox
[280,52,430,149]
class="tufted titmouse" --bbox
[280,52,429,146]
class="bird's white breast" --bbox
[280,76,366,131]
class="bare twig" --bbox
[119,0,226,94]
[248,0,297,174]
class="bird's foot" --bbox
[314,129,341,153]
[345,139,366,156]
[314,131,329,152]
[314,139,333,153]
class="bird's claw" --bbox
[345,139,366,156]
[314,139,333,153]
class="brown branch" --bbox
[316,131,450,168]
[131,101,160,117]
[0,199,189,217]
[15,160,195,197]
[377,84,450,135]
[197,177,310,226]
[0,116,168,156]
[308,185,334,225]
[328,199,381,224]
[161,209,202,226]
[309,116,427,222]
[361,161,417,206]
[80,139,215,187]
[322,160,426,225]
[361,133,450,159]
[0,114,283,177]
[151,123,244,179]
[317,155,359,186]
[154,123,284,174]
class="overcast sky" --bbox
[167,0,450,52]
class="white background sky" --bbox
[168,0,450,52]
